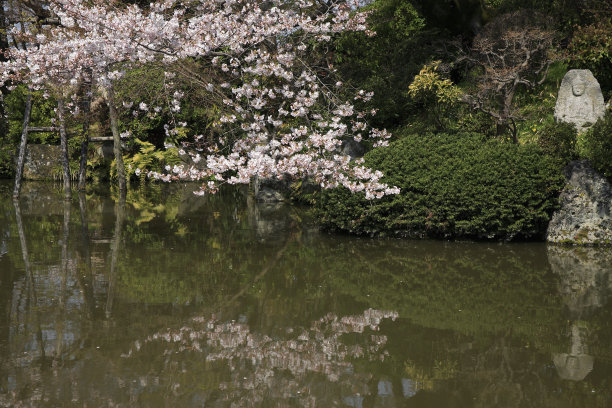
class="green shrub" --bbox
[317,131,565,240]
[583,112,612,179]
[537,121,578,165]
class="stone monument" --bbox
[554,69,605,131]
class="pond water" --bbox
[1,181,612,407]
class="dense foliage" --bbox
[537,121,578,166]
[566,20,612,97]
[584,112,612,179]
[318,131,565,239]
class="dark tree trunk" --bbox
[57,97,71,199]
[107,85,126,192]
[13,93,32,198]
[78,74,93,191]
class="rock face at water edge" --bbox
[19,144,63,180]
[547,160,612,245]
[554,69,606,131]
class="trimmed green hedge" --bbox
[317,131,565,240]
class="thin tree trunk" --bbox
[78,74,92,191]
[78,121,90,191]
[57,97,71,200]
[13,92,32,198]
[107,85,126,192]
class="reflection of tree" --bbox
[1,188,132,405]
[123,309,398,406]
[106,190,126,318]
[12,198,46,365]
[75,192,95,318]
[53,198,71,367]
[0,196,15,362]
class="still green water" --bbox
[1,181,612,407]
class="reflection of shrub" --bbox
[584,113,612,179]
[537,121,577,165]
[318,131,564,240]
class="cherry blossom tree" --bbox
[1,0,400,199]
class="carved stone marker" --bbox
[554,69,605,131]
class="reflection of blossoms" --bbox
[123,309,398,406]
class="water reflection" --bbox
[548,246,612,319]
[548,246,612,384]
[0,181,612,407]
[120,309,397,406]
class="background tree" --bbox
[566,19,612,98]
[460,10,558,143]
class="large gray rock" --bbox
[547,161,612,245]
[20,144,62,180]
[554,69,606,131]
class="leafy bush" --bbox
[407,61,463,129]
[583,112,612,179]
[112,138,182,184]
[537,121,578,165]
[317,131,565,240]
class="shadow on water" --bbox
[0,180,612,407]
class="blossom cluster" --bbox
[0,0,399,198]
